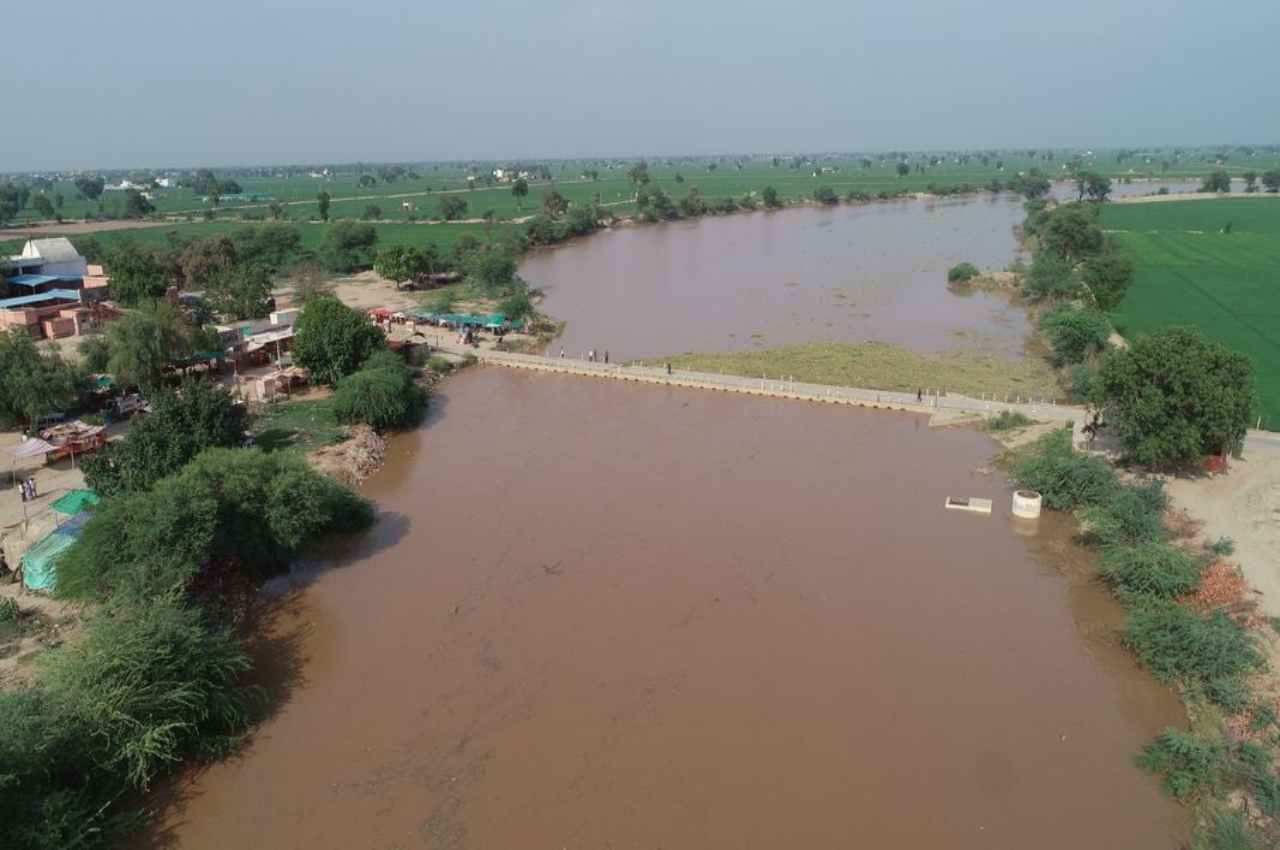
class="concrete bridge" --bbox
[439,344,1088,431]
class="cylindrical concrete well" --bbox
[1012,490,1043,519]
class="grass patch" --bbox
[657,342,1062,400]
[986,410,1034,431]
[251,395,347,454]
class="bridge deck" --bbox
[440,345,1084,426]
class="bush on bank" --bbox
[0,596,259,850]
[1011,427,1118,510]
[58,448,374,604]
[334,350,427,432]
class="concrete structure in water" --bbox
[1012,490,1043,519]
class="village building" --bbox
[0,238,113,338]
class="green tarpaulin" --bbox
[21,530,75,592]
[51,489,99,515]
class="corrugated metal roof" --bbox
[0,289,82,309]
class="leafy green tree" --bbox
[542,188,568,218]
[103,242,171,305]
[1098,327,1255,467]
[104,300,205,390]
[362,204,382,220]
[82,380,248,496]
[1040,203,1105,261]
[626,160,650,193]
[467,249,517,290]
[1039,305,1111,367]
[267,201,284,220]
[205,263,272,319]
[231,223,302,271]
[1081,249,1135,311]
[122,189,154,219]
[358,174,376,188]
[895,162,910,177]
[1199,169,1231,193]
[439,195,468,221]
[1262,169,1280,193]
[30,193,55,219]
[0,331,84,429]
[1023,251,1079,301]
[0,183,28,224]
[511,177,529,208]
[77,335,112,372]
[679,186,707,216]
[1016,170,1052,200]
[74,174,105,200]
[320,221,378,272]
[1084,172,1112,202]
[374,245,427,289]
[292,296,385,386]
[1243,171,1259,193]
[178,235,238,289]
[316,190,331,221]
[761,185,782,209]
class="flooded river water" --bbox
[522,196,1032,362]
[156,369,1189,849]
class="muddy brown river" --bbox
[522,196,1033,362]
[153,369,1189,849]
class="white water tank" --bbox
[1012,490,1043,519]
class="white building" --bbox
[155,177,176,188]
[5,238,89,278]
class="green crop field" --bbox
[0,220,508,261]
[11,149,1280,227]
[1101,198,1280,429]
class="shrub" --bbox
[1022,251,1079,301]
[1100,542,1204,600]
[1079,480,1168,548]
[1011,428,1118,510]
[1198,806,1261,850]
[987,411,1033,431]
[947,262,979,284]
[1068,364,1097,404]
[82,380,248,496]
[59,448,374,602]
[1135,728,1227,802]
[0,597,259,849]
[1207,537,1236,557]
[1039,306,1111,367]
[1125,599,1264,701]
[333,355,426,432]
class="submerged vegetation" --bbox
[655,341,1061,400]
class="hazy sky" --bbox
[5,0,1277,171]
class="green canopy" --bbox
[51,489,99,515]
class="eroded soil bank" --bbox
[149,369,1188,850]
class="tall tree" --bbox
[104,243,172,305]
[31,193,56,219]
[74,175,105,200]
[1098,327,1254,467]
[511,177,529,208]
[105,300,205,390]
[0,331,84,429]
[178,236,238,289]
[373,245,427,290]
[317,190,331,222]
[439,195,468,221]
[1200,170,1231,193]
[205,263,273,320]
[292,297,385,386]
[123,189,155,219]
